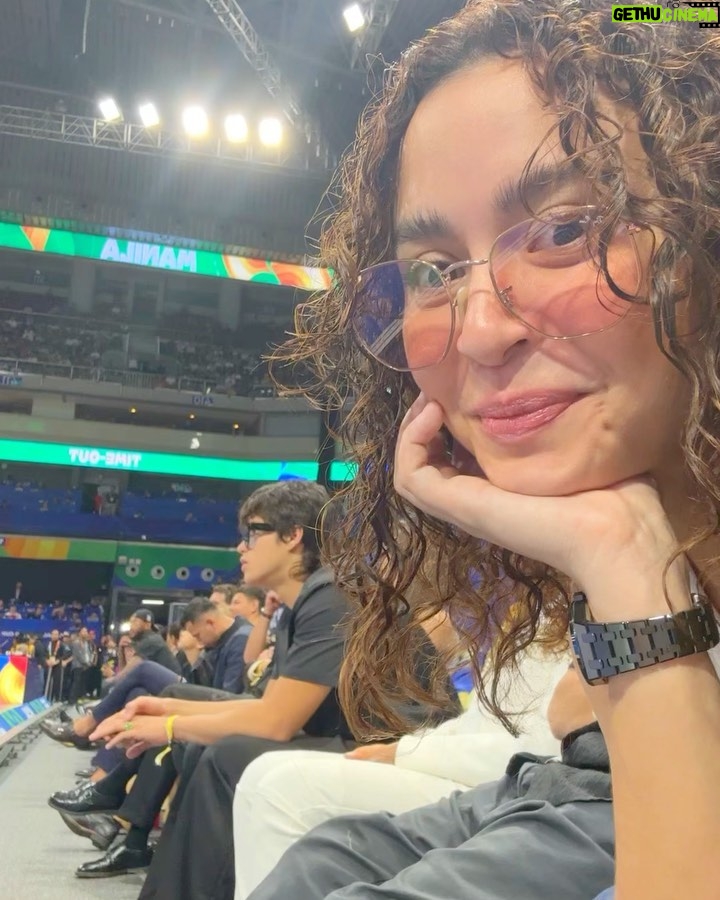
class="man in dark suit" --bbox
[42,629,68,702]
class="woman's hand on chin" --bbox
[395,394,686,615]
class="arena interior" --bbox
[0,2,465,897]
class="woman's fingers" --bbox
[394,397,574,572]
[395,398,494,525]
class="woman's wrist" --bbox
[576,554,693,623]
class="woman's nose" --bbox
[454,266,532,366]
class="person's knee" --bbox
[237,751,282,794]
[238,752,344,807]
[160,680,186,698]
[124,660,153,686]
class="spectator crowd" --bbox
[0,299,278,396]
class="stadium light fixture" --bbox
[182,105,209,138]
[142,599,165,606]
[258,116,283,147]
[343,3,365,32]
[98,97,121,122]
[139,102,160,127]
[224,113,249,143]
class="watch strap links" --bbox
[570,591,720,685]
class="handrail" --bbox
[0,356,275,396]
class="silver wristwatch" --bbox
[570,590,720,685]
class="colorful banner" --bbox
[0,437,321,481]
[0,535,116,561]
[0,654,28,707]
[113,542,239,590]
[0,221,332,292]
[0,533,238,591]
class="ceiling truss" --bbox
[0,104,333,173]
[202,0,333,166]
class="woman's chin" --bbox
[478,459,607,498]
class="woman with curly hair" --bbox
[252,1,720,898]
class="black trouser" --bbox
[138,732,355,900]
[114,683,244,829]
[86,665,102,698]
[69,666,88,704]
[45,665,63,702]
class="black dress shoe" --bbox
[76,842,153,879]
[40,720,91,749]
[57,709,73,724]
[51,780,90,801]
[48,781,123,814]
[75,767,95,780]
[58,810,121,851]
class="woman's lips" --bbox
[477,397,581,438]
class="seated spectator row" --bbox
[0,303,280,395]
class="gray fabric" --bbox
[507,723,611,804]
[248,730,615,900]
[71,637,93,669]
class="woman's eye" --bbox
[550,219,586,247]
[407,262,446,289]
[526,215,590,253]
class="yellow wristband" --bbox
[166,714,178,743]
[154,715,179,766]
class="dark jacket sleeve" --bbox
[217,631,249,694]
[34,641,48,667]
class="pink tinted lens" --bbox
[490,217,642,338]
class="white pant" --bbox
[233,749,468,900]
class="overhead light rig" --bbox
[0,104,329,173]
[346,1,400,71]
[202,0,334,167]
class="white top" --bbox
[395,648,569,787]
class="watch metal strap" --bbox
[570,591,720,685]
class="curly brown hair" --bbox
[270,0,720,737]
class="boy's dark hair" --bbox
[180,596,220,627]
[239,481,331,577]
[233,584,266,605]
[167,623,182,641]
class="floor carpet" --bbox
[0,728,144,899]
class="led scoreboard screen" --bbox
[0,438,356,482]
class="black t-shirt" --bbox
[271,568,351,740]
[132,630,181,675]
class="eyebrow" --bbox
[394,210,458,246]
[492,159,583,214]
[394,160,584,247]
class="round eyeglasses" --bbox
[349,205,649,372]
